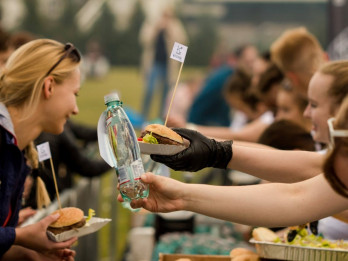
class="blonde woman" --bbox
[0,39,81,260]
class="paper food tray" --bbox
[47,217,111,242]
[138,141,186,155]
[250,239,348,261]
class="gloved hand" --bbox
[150,128,233,172]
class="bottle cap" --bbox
[104,92,120,104]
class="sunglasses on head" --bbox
[327,117,348,148]
[45,43,81,77]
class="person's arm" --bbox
[193,118,270,143]
[126,173,348,228]
[1,245,36,260]
[1,245,75,261]
[151,128,323,183]
[230,145,323,182]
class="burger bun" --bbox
[48,207,86,235]
[252,227,278,242]
[145,124,183,144]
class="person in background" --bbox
[271,27,327,98]
[258,119,315,152]
[256,63,284,114]
[0,30,36,70]
[187,44,260,127]
[183,68,272,143]
[7,31,36,52]
[82,39,110,80]
[208,40,235,71]
[275,81,312,132]
[0,39,80,260]
[139,7,187,121]
[0,27,11,69]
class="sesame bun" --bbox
[252,227,278,242]
[48,207,85,234]
[144,124,184,145]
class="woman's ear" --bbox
[43,76,54,99]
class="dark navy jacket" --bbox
[0,103,30,257]
[188,65,234,127]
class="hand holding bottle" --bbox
[102,93,148,200]
[117,172,186,213]
[150,128,233,172]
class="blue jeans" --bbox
[142,62,169,121]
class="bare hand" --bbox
[117,172,186,213]
[2,245,76,261]
[17,207,37,226]
[34,248,76,261]
[15,214,77,254]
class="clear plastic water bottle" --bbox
[104,93,149,200]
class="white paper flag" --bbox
[170,42,188,63]
[37,142,52,162]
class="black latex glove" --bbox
[150,128,233,172]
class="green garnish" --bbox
[143,133,158,144]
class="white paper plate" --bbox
[250,239,348,261]
[47,217,111,242]
[138,141,186,155]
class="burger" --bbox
[140,124,184,146]
[47,207,86,235]
[252,227,279,242]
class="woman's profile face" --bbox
[42,67,80,134]
[304,72,335,144]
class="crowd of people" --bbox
[1,9,348,261]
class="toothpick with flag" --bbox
[36,142,61,209]
[164,42,188,126]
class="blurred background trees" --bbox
[0,0,332,67]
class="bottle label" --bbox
[118,166,130,185]
[131,159,145,180]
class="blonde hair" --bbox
[271,27,324,76]
[323,95,348,197]
[0,39,81,169]
[0,39,81,120]
[25,141,39,169]
[319,60,348,111]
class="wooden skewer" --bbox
[50,157,62,209]
[164,62,184,126]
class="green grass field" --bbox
[74,66,206,261]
